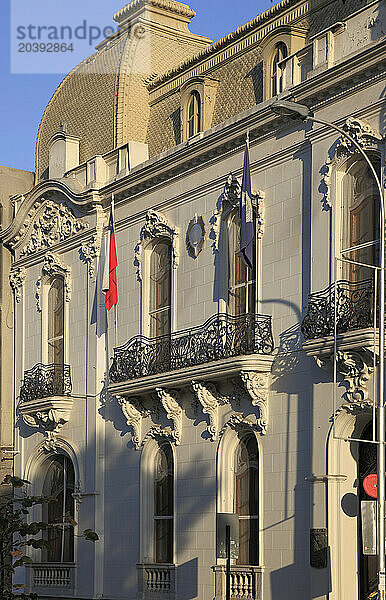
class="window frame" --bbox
[140,437,176,565]
[217,425,261,567]
[42,274,69,366]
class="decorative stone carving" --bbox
[141,425,172,447]
[19,397,73,452]
[9,267,26,303]
[155,388,182,445]
[80,205,105,277]
[117,396,150,450]
[240,371,269,434]
[19,200,88,257]
[336,350,374,412]
[81,235,102,278]
[134,210,179,281]
[36,252,71,311]
[218,413,257,441]
[191,381,227,441]
[211,174,265,253]
[320,118,382,209]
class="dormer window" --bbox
[271,42,288,96]
[187,91,201,138]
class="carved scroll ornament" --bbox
[156,387,182,445]
[240,371,269,434]
[9,267,26,303]
[211,174,265,253]
[134,210,179,281]
[20,200,88,257]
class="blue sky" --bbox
[0,0,276,173]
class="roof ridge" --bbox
[114,0,196,24]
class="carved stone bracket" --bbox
[240,371,269,434]
[321,117,382,209]
[336,349,374,413]
[36,252,72,311]
[19,200,88,257]
[117,396,150,450]
[314,349,375,414]
[211,174,265,253]
[156,388,182,445]
[134,210,179,281]
[191,380,228,441]
[19,397,73,452]
[9,267,26,303]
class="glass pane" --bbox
[154,444,173,517]
[155,519,173,563]
[238,519,258,566]
[228,214,256,316]
[235,435,259,516]
[150,309,171,340]
[42,455,75,563]
[48,278,64,366]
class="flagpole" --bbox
[112,194,118,350]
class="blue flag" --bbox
[240,140,254,269]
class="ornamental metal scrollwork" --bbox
[240,371,269,434]
[301,279,374,340]
[320,118,381,210]
[20,200,88,257]
[210,173,264,254]
[109,312,274,383]
[9,267,26,303]
[134,210,179,281]
[36,252,72,311]
[155,388,182,445]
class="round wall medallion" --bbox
[186,214,205,258]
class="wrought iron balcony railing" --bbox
[301,279,374,340]
[110,312,274,383]
[20,363,72,403]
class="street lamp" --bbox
[271,99,386,598]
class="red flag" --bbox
[105,210,118,311]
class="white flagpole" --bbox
[112,194,118,349]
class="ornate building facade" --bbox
[1,0,386,598]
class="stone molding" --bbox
[134,210,179,281]
[218,414,258,441]
[9,267,26,303]
[155,387,182,445]
[335,349,374,414]
[19,200,88,257]
[321,117,382,209]
[36,252,72,311]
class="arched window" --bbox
[149,239,172,339]
[235,434,259,565]
[187,91,201,138]
[154,442,174,563]
[228,213,256,316]
[341,156,381,282]
[42,454,75,563]
[47,277,64,366]
[271,42,288,97]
